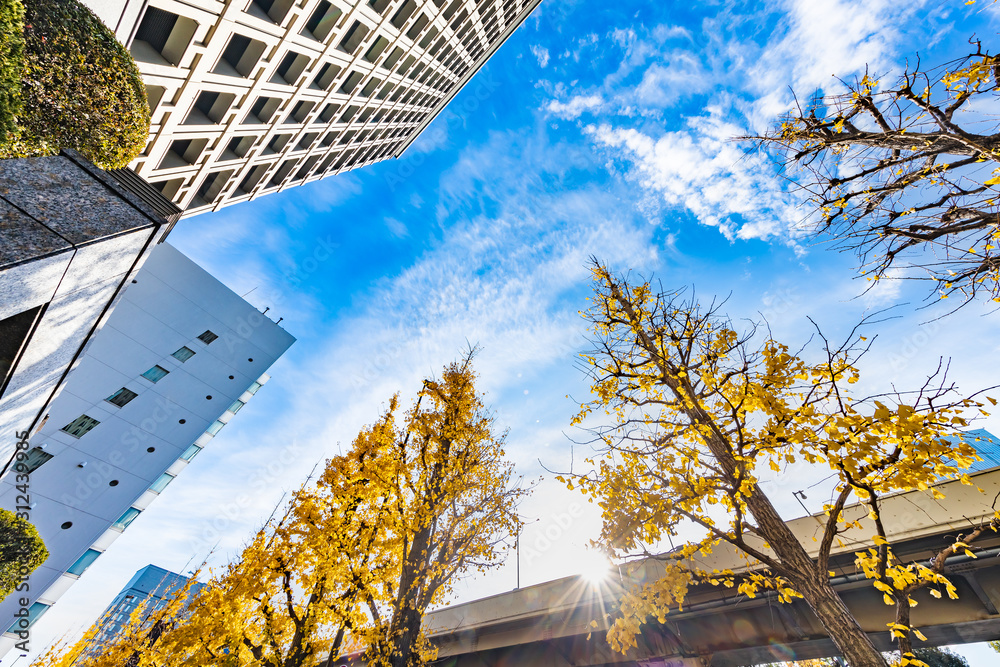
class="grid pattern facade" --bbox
[83,566,205,660]
[127,0,542,216]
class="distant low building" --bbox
[0,243,295,657]
[950,428,1000,472]
[83,564,205,660]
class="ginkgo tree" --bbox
[37,354,525,667]
[756,44,1000,305]
[562,262,996,667]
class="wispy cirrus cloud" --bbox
[541,0,951,245]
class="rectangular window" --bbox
[198,330,219,344]
[247,381,263,395]
[227,399,245,414]
[61,414,100,438]
[141,365,169,383]
[338,20,369,55]
[67,549,102,576]
[18,447,53,474]
[392,0,418,29]
[106,387,139,408]
[206,420,225,436]
[113,507,142,530]
[6,602,49,633]
[180,444,202,461]
[171,346,196,362]
[149,472,175,494]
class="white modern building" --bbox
[0,243,294,657]
[80,0,543,216]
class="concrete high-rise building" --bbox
[0,152,181,466]
[84,565,205,658]
[0,243,294,657]
[79,0,543,216]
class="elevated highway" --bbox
[424,468,1000,666]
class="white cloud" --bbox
[632,53,709,106]
[384,216,410,239]
[587,108,807,243]
[530,44,550,68]
[561,0,941,246]
[746,0,929,128]
[545,94,603,119]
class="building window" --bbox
[338,20,369,55]
[149,472,175,494]
[273,50,310,85]
[67,549,102,576]
[304,1,342,42]
[0,304,45,401]
[214,33,267,78]
[247,381,263,395]
[114,508,142,530]
[181,444,202,461]
[264,134,293,155]
[6,602,49,633]
[61,414,100,438]
[198,330,219,344]
[106,387,139,408]
[246,96,281,124]
[19,447,53,474]
[391,0,417,29]
[311,62,342,91]
[227,399,245,414]
[142,365,170,383]
[340,71,364,95]
[184,91,236,125]
[172,346,196,362]
[206,420,225,436]
[130,6,197,66]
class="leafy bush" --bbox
[0,0,149,169]
[0,0,24,141]
[0,508,47,602]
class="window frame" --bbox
[149,472,176,494]
[61,414,101,438]
[106,387,139,408]
[113,507,142,530]
[18,447,53,474]
[141,365,170,383]
[67,549,102,576]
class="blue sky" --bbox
[17,0,1000,664]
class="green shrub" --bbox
[0,0,24,141]
[1,0,149,169]
[0,508,47,602]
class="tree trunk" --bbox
[794,574,888,667]
[738,483,887,667]
[389,603,423,667]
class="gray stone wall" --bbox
[0,152,178,466]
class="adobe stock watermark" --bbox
[520,502,584,567]
[187,438,304,554]
[384,74,502,192]
[9,430,38,653]
[887,319,943,372]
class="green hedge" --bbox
[0,0,24,141]
[0,508,47,602]
[1,0,149,169]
